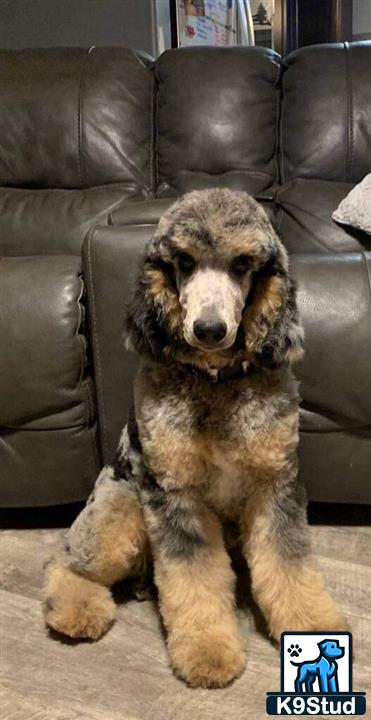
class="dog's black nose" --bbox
[193,320,227,345]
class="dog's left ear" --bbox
[243,240,304,368]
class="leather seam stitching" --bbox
[277,205,333,253]
[274,60,282,185]
[360,251,371,312]
[344,42,354,183]
[86,231,108,459]
[279,61,287,184]
[75,279,98,479]
[77,47,92,188]
[1,423,97,432]
[277,206,284,233]
[75,274,89,428]
[88,422,100,475]
[153,66,160,197]
[149,66,156,197]
[169,168,272,179]
[84,378,95,428]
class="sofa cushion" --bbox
[281,42,371,184]
[109,198,175,227]
[298,431,371,504]
[0,184,143,255]
[276,179,370,253]
[155,47,280,197]
[108,195,278,231]
[290,252,371,430]
[291,251,371,503]
[0,255,99,506]
[83,224,153,462]
[0,47,153,190]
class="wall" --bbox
[0,0,155,55]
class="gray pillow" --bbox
[332,173,371,234]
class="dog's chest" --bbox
[202,442,247,518]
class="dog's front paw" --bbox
[168,631,246,688]
[43,561,117,640]
[269,596,349,642]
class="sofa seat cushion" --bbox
[276,179,371,254]
[291,251,371,503]
[0,184,144,256]
[108,194,278,231]
[0,255,99,506]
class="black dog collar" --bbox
[184,361,250,384]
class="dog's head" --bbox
[318,640,345,660]
[126,189,304,370]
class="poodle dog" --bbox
[44,189,346,688]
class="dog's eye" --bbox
[176,252,195,275]
[231,254,252,276]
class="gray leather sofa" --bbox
[0,42,370,507]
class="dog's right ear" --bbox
[125,236,182,361]
[243,236,304,368]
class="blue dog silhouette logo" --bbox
[290,638,344,694]
[266,632,367,715]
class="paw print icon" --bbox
[287,644,302,658]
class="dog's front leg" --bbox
[240,464,347,640]
[140,480,246,688]
[43,425,149,640]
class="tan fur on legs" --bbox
[43,473,149,640]
[43,561,117,640]
[92,493,148,584]
[241,491,347,640]
[68,483,149,586]
[247,548,347,640]
[152,511,246,688]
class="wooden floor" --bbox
[0,509,370,720]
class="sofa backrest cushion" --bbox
[281,42,371,184]
[0,47,153,190]
[155,47,280,197]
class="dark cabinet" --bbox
[274,0,369,56]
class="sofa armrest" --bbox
[291,252,371,428]
[0,255,99,507]
[82,225,151,463]
[291,251,371,503]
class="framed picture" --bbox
[170,0,240,47]
[251,0,274,48]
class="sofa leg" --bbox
[43,467,149,640]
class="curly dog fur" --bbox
[44,189,346,688]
